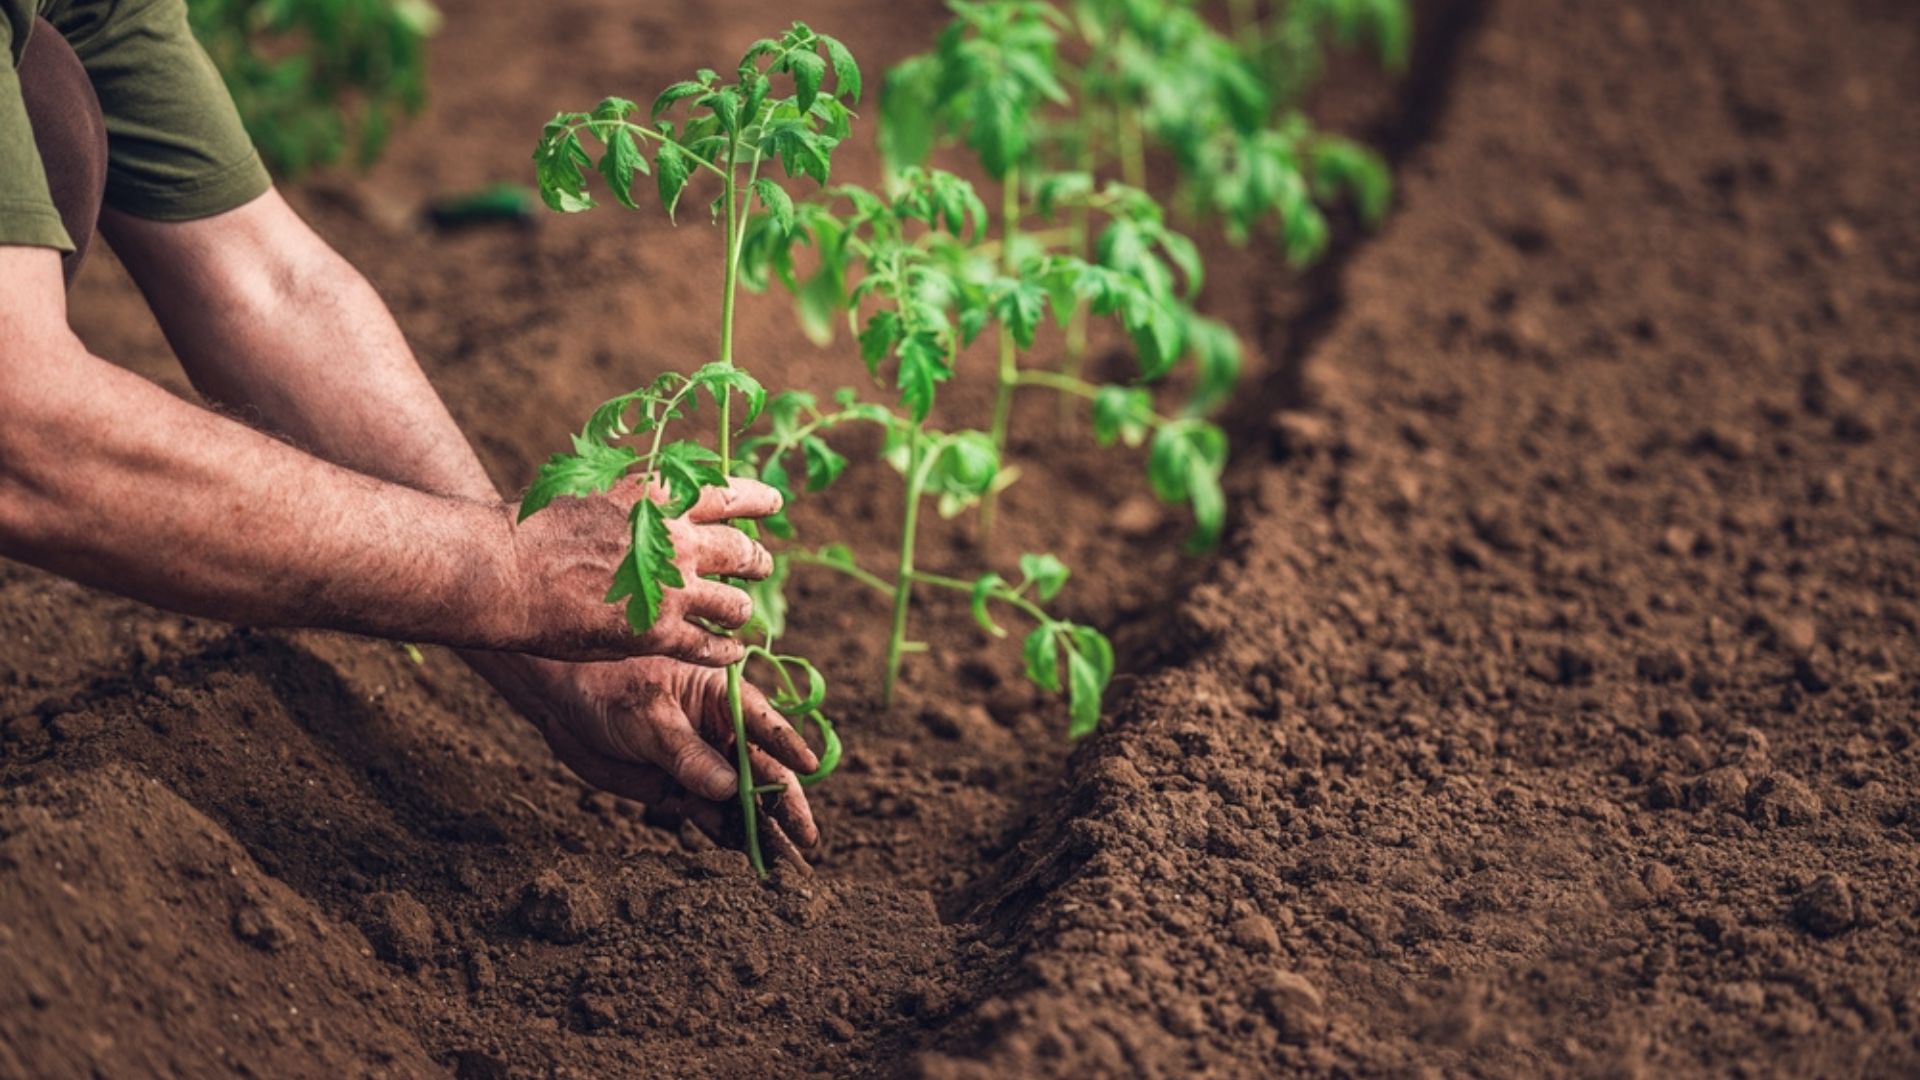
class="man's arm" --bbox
[0,242,761,663]
[100,191,501,503]
[91,193,820,835]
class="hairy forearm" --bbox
[0,341,522,648]
[102,195,502,504]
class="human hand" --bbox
[494,478,779,664]
[473,652,820,849]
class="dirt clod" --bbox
[1792,874,1856,938]
[516,871,606,945]
[360,890,436,971]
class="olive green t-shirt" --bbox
[1,0,270,252]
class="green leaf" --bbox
[801,435,849,490]
[1064,625,1114,738]
[1148,422,1229,548]
[969,572,1008,638]
[1018,552,1069,601]
[533,124,595,212]
[818,33,862,103]
[879,56,938,171]
[703,87,742,135]
[1091,385,1153,448]
[608,499,685,632]
[858,310,903,368]
[931,432,999,497]
[1187,318,1243,416]
[1023,625,1061,692]
[654,440,726,516]
[597,124,647,209]
[992,279,1047,348]
[655,140,693,219]
[752,178,795,233]
[519,440,639,519]
[896,330,949,422]
[691,362,767,427]
[758,457,795,540]
[592,96,639,123]
[795,268,843,347]
[653,80,708,119]
[743,554,790,639]
[788,49,827,112]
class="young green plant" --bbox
[525,23,860,876]
[878,1,1237,544]
[736,168,1117,723]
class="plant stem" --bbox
[715,145,765,878]
[982,165,1022,538]
[883,428,932,704]
[795,549,1053,631]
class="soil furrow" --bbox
[906,0,1920,1075]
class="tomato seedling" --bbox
[873,4,1236,543]
[525,23,861,876]
[734,167,1116,718]
[526,27,1122,875]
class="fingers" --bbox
[652,622,747,667]
[750,746,819,848]
[688,524,773,579]
[684,580,755,630]
[739,680,820,775]
[649,706,740,802]
[685,479,784,524]
[649,794,729,843]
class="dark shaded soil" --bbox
[5,0,1919,1077]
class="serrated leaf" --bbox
[533,125,595,212]
[752,178,795,233]
[519,441,639,519]
[858,310,902,369]
[655,140,693,218]
[818,33,862,103]
[592,96,639,123]
[896,330,948,421]
[1018,552,1069,601]
[691,362,767,427]
[992,279,1047,348]
[654,440,726,516]
[597,125,646,209]
[800,435,849,491]
[653,80,708,119]
[787,49,826,112]
[608,499,684,633]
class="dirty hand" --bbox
[477,653,819,849]
[497,479,779,664]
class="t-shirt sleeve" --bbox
[0,16,76,251]
[52,0,271,222]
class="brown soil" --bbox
[4,0,1918,1077]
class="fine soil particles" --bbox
[3,0,1917,1076]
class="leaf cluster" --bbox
[188,0,439,175]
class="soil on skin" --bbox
[3,0,1918,1077]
